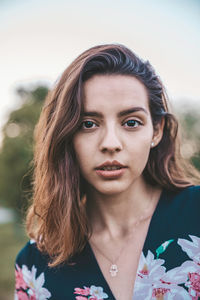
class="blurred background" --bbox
[0,0,200,299]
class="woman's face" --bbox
[73,74,163,196]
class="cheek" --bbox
[128,135,152,163]
[73,137,92,170]
[129,131,152,150]
[73,137,83,163]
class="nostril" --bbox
[101,146,121,153]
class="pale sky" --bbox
[1,0,200,144]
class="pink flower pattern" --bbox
[152,287,170,298]
[74,285,108,299]
[188,272,200,299]
[74,287,90,296]
[15,264,28,290]
[134,250,191,299]
[133,235,200,299]
[15,264,51,300]
[16,290,31,300]
[15,235,200,299]
[178,235,200,299]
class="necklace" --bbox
[90,189,157,277]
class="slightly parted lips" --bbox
[95,160,126,170]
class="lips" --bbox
[95,160,127,179]
[95,160,126,170]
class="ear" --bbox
[151,117,165,148]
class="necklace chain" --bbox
[90,189,156,277]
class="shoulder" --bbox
[15,240,53,299]
[175,185,200,211]
[165,185,200,205]
[15,239,49,269]
[159,186,200,225]
[180,185,200,197]
[162,185,200,229]
[179,185,199,202]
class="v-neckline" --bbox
[87,189,166,300]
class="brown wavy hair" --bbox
[26,44,200,267]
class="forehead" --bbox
[82,74,149,112]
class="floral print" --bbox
[178,235,200,265]
[134,235,200,299]
[15,264,51,300]
[74,285,108,299]
[134,250,190,299]
[15,235,200,299]
[177,236,200,299]
[156,239,174,258]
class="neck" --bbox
[86,179,162,240]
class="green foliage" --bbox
[0,223,28,298]
[176,105,200,172]
[0,85,48,217]
[179,110,200,141]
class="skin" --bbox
[73,74,164,300]
[73,74,164,218]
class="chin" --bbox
[94,182,130,196]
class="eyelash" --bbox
[80,119,143,130]
[124,119,142,128]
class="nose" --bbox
[99,126,123,153]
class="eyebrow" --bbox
[82,107,148,118]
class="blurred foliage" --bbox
[0,85,48,219]
[176,105,200,171]
[0,223,28,299]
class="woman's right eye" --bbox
[81,121,97,129]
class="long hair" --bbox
[26,44,200,267]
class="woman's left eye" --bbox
[81,121,97,129]
[124,120,141,128]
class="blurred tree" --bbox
[176,105,200,171]
[0,85,48,219]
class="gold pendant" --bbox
[110,264,118,277]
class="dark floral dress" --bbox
[15,186,200,300]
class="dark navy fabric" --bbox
[15,186,200,300]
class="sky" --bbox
[0,0,200,144]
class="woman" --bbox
[15,44,200,300]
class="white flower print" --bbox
[89,285,108,299]
[134,250,190,299]
[178,236,200,299]
[137,251,166,277]
[22,265,51,299]
[180,261,200,300]
[178,235,200,264]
